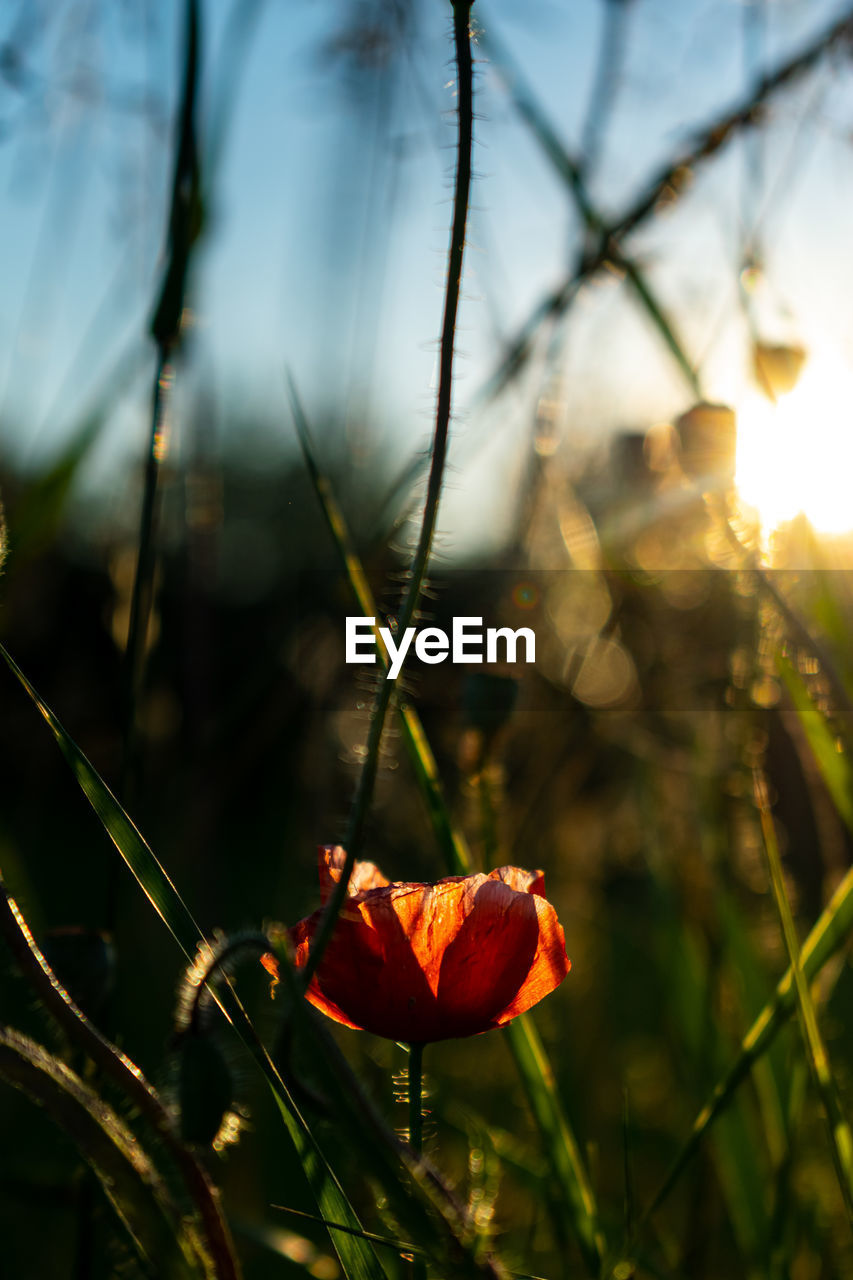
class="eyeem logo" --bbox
[345,616,536,680]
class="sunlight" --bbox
[735,356,853,536]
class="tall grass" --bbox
[2,3,853,1280]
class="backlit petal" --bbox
[282,852,571,1043]
[319,844,391,902]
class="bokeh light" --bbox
[736,356,853,536]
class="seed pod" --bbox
[676,402,737,486]
[753,342,806,398]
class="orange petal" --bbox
[260,951,280,997]
[492,896,571,1025]
[434,877,568,1030]
[290,866,570,1042]
[318,845,391,902]
[490,865,547,896]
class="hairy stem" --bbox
[409,1042,425,1158]
[408,1043,427,1280]
[301,0,475,988]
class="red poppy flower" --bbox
[266,846,570,1044]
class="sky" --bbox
[1,0,853,556]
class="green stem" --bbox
[409,1043,425,1158]
[112,0,201,926]
[288,382,474,878]
[479,755,603,1274]
[408,1043,427,1280]
[753,769,853,1228]
[118,354,172,798]
[301,0,475,990]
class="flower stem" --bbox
[301,0,475,991]
[112,0,201,928]
[408,1042,425,1157]
[408,1042,427,1280]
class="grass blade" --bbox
[640,636,853,1228]
[290,385,472,877]
[777,655,853,832]
[0,1029,202,1278]
[1,643,517,1279]
[753,768,853,1226]
[291,394,604,1273]
[1,645,206,956]
[716,888,789,1171]
[658,901,769,1263]
[503,1015,605,1274]
[7,411,106,563]
[0,642,389,1280]
[399,703,472,876]
[643,844,853,1226]
[0,878,242,1280]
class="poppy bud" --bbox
[177,1029,234,1147]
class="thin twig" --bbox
[478,3,853,405]
[480,23,702,401]
[580,0,631,177]
[611,4,853,247]
[118,0,202,831]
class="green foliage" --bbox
[0,1028,205,1279]
[5,3,853,1279]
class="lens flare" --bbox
[735,357,853,536]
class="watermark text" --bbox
[345,616,535,680]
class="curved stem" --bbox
[183,932,272,1035]
[301,0,475,989]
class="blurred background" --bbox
[4,1,853,1277]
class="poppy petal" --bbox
[286,856,571,1043]
[435,877,568,1029]
[490,865,547,896]
[319,844,390,902]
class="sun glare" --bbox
[735,357,853,536]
